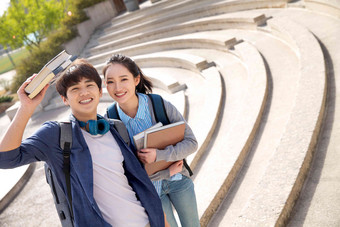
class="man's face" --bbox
[61,77,102,122]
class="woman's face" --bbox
[104,63,140,106]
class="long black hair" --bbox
[102,54,153,94]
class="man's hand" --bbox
[0,74,49,152]
[18,74,49,113]
[138,148,157,164]
[169,160,183,176]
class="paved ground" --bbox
[0,70,15,90]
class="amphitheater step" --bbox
[253,6,340,226]
[87,32,239,66]
[89,2,268,47]
[210,16,326,226]
[190,40,266,226]
[84,13,267,57]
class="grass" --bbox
[0,48,30,74]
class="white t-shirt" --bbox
[81,130,149,227]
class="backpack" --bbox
[44,119,130,227]
[106,93,193,176]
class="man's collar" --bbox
[69,113,105,122]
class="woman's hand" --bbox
[169,160,183,177]
[138,148,157,164]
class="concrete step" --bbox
[81,0,194,55]
[203,24,299,227]
[93,0,286,41]
[90,0,271,46]
[102,0,189,29]
[304,0,340,18]
[190,40,268,226]
[187,66,223,170]
[95,51,214,74]
[93,0,210,38]
[251,7,340,226]
[85,13,266,57]
[140,64,223,173]
[0,164,35,213]
[87,32,239,66]
[140,67,187,94]
[227,17,326,226]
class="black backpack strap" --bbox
[148,94,170,125]
[59,122,74,220]
[183,159,193,176]
[106,102,120,120]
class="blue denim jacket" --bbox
[0,115,164,227]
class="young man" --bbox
[0,59,165,227]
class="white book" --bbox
[24,50,77,99]
[133,122,163,150]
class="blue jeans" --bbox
[160,176,200,227]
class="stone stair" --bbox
[76,0,340,226]
[1,0,340,226]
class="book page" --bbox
[27,72,55,99]
[24,51,71,93]
[133,122,163,150]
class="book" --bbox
[133,122,163,151]
[24,50,77,99]
[143,121,186,175]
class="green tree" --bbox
[0,0,66,50]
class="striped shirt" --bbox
[117,93,181,195]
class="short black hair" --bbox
[56,59,101,98]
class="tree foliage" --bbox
[0,0,66,50]
[4,0,107,93]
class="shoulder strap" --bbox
[109,119,131,147]
[148,93,170,125]
[59,122,74,220]
[44,163,74,227]
[107,102,120,120]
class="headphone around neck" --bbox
[78,119,110,135]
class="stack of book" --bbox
[133,121,186,175]
[24,50,77,99]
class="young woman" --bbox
[103,54,200,227]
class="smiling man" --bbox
[0,59,165,227]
